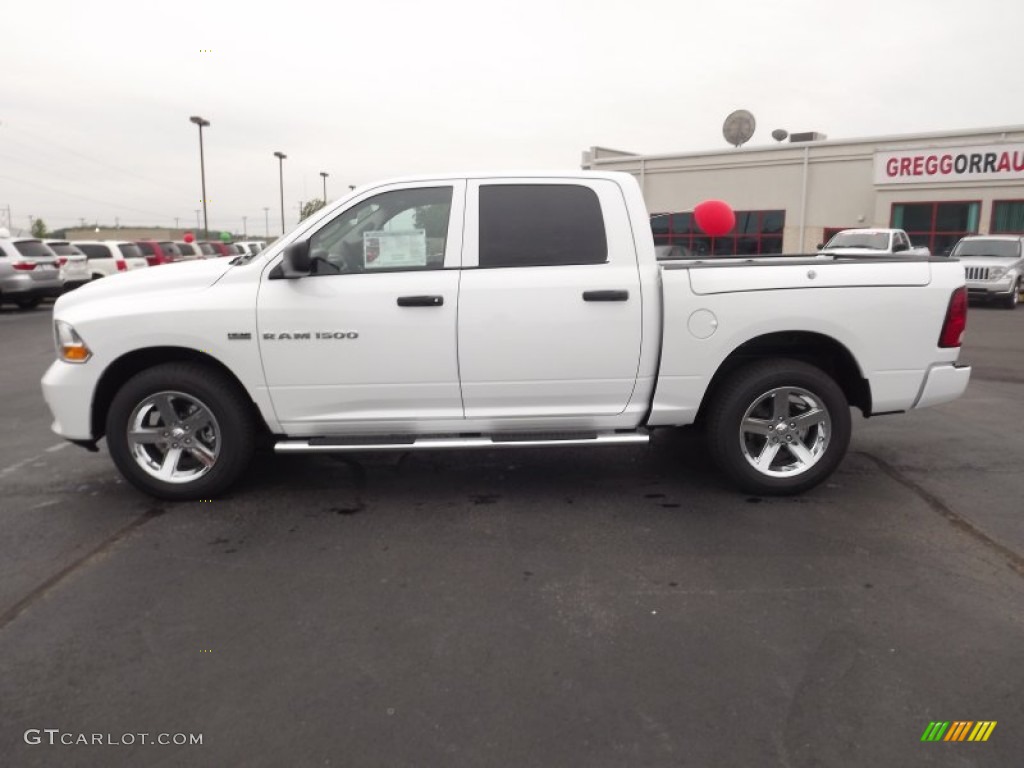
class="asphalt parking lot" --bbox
[1,301,1022,767]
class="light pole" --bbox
[242,216,247,238]
[195,209,201,231]
[189,116,211,240]
[320,171,329,204]
[263,207,269,238]
[273,151,287,235]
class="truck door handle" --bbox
[397,295,444,307]
[583,290,629,302]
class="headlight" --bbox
[989,267,1006,279]
[54,320,92,363]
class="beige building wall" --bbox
[64,228,204,241]
[584,125,1024,253]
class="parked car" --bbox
[950,235,1024,309]
[135,240,180,266]
[44,240,91,291]
[236,240,265,255]
[41,171,971,500]
[200,241,234,257]
[0,232,63,308]
[818,228,930,257]
[72,241,148,279]
[174,241,205,260]
[195,242,218,258]
[654,244,695,260]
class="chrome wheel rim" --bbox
[739,386,831,477]
[127,391,221,484]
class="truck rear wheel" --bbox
[106,363,255,500]
[706,359,851,495]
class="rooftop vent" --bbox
[789,131,827,143]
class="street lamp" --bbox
[320,171,329,204]
[242,216,247,238]
[189,116,211,240]
[273,151,287,235]
[263,207,269,238]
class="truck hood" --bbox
[818,247,892,256]
[54,258,235,312]
[956,257,1020,269]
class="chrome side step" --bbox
[274,432,649,454]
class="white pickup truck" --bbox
[41,172,971,500]
[818,228,931,257]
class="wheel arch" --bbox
[91,347,270,441]
[695,331,871,425]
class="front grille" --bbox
[964,266,990,280]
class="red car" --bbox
[135,240,181,266]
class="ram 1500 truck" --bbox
[818,228,930,257]
[41,172,971,500]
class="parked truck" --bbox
[42,172,971,500]
[818,228,931,257]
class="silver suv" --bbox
[950,235,1024,309]
[0,233,64,309]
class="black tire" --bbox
[1002,282,1019,309]
[705,359,851,495]
[16,298,41,310]
[106,363,255,500]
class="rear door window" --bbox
[478,185,607,268]
[77,244,112,259]
[13,240,55,258]
[118,244,143,260]
[137,242,155,255]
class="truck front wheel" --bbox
[106,363,255,500]
[1002,280,1020,309]
[706,359,851,495]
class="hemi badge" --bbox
[227,333,252,341]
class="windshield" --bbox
[13,240,56,258]
[951,239,1020,259]
[824,232,890,250]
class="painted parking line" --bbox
[0,443,71,477]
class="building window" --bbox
[890,201,980,255]
[991,200,1024,234]
[650,210,785,256]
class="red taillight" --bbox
[116,259,127,272]
[57,256,68,267]
[12,261,36,271]
[145,256,159,266]
[939,286,968,348]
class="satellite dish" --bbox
[723,109,756,148]
[771,128,789,143]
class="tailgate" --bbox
[687,261,932,295]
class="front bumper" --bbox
[913,363,972,409]
[965,277,1016,298]
[41,359,100,441]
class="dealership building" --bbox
[582,124,1024,256]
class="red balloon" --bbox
[693,200,735,237]
[184,232,195,243]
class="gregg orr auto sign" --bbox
[875,143,1024,185]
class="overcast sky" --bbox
[1,0,1022,235]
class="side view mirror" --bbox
[893,241,909,253]
[816,242,824,250]
[280,241,311,278]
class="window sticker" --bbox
[362,229,427,269]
